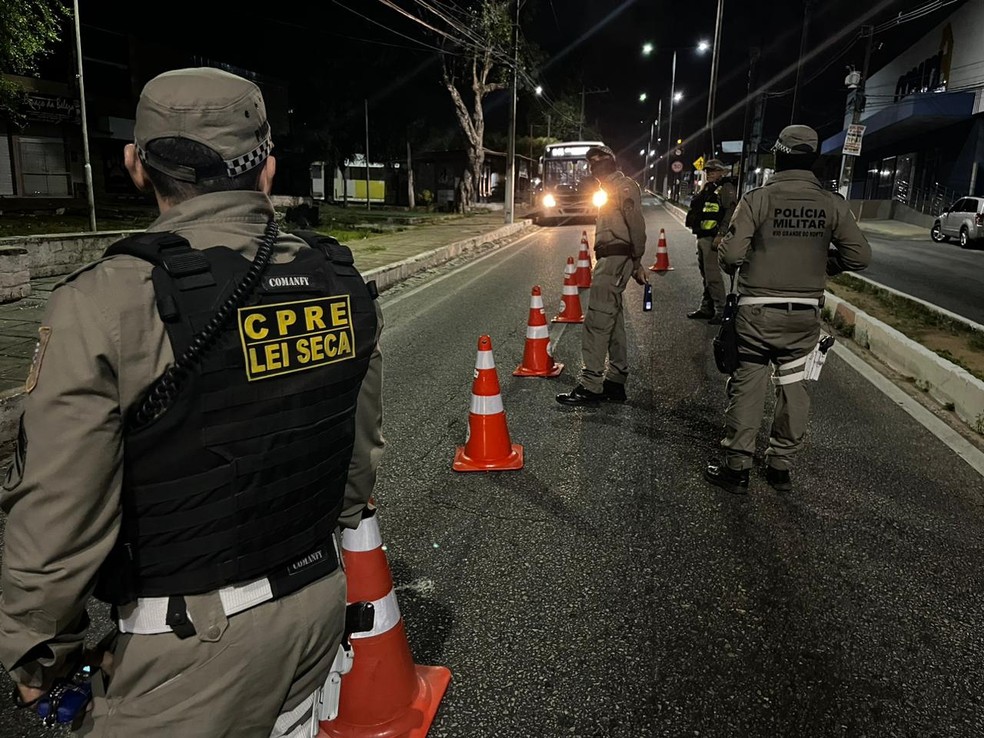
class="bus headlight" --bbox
[592,189,608,208]
[542,193,557,208]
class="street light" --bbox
[674,91,683,102]
[697,39,710,53]
[535,85,543,96]
[642,42,654,56]
[639,92,647,102]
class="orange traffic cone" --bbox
[649,228,674,273]
[514,286,564,378]
[574,231,592,288]
[454,335,523,471]
[551,257,585,323]
[320,507,451,738]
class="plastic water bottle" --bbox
[643,282,653,312]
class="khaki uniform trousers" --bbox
[82,569,346,738]
[580,255,634,393]
[721,304,821,471]
[697,236,726,316]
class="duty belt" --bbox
[594,242,633,258]
[738,296,822,310]
[117,536,341,635]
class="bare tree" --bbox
[438,1,512,211]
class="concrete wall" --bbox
[0,230,141,278]
[847,199,936,228]
[0,247,31,302]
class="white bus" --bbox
[535,141,610,226]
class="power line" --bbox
[331,0,451,54]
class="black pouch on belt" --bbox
[713,273,740,375]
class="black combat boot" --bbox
[556,385,604,406]
[708,314,724,325]
[687,308,714,320]
[703,460,750,495]
[765,466,792,492]
[602,380,627,403]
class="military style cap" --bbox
[704,158,728,171]
[586,145,616,161]
[772,124,818,154]
[134,67,273,182]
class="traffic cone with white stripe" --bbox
[649,228,674,273]
[320,507,451,738]
[454,335,523,472]
[514,286,563,378]
[551,257,585,323]
[574,231,592,288]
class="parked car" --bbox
[931,196,984,247]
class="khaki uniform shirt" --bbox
[0,191,384,687]
[718,170,871,298]
[595,171,647,260]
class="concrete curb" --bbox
[363,220,532,294]
[0,220,534,444]
[823,291,984,434]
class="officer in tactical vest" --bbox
[685,159,737,325]
[704,125,870,494]
[0,68,385,736]
[557,146,648,406]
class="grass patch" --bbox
[0,212,155,238]
[828,274,984,382]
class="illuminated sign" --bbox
[894,23,954,102]
[548,146,591,158]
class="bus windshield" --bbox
[543,158,591,188]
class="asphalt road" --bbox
[1,202,983,737]
[862,232,984,325]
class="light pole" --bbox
[504,0,519,224]
[662,50,677,198]
[705,0,725,156]
[72,0,96,232]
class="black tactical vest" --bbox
[94,230,377,605]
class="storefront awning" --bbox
[821,90,978,155]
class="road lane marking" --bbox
[833,343,984,477]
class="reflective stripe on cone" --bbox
[455,335,523,471]
[515,285,564,378]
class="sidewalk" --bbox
[0,212,529,394]
[858,219,929,240]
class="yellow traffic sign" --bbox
[693,156,705,171]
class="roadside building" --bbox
[821,0,984,219]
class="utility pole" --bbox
[579,85,585,139]
[790,0,814,123]
[72,0,96,232]
[705,0,725,157]
[546,113,551,139]
[407,139,415,209]
[364,99,371,212]
[838,25,875,200]
[645,96,662,194]
[578,87,608,139]
[737,47,760,193]
[504,0,519,224]
[662,49,678,198]
[746,92,767,191]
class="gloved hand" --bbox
[631,263,649,285]
[826,248,844,276]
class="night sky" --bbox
[75,0,962,168]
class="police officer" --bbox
[685,159,737,324]
[704,125,870,494]
[0,68,384,736]
[557,146,648,406]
